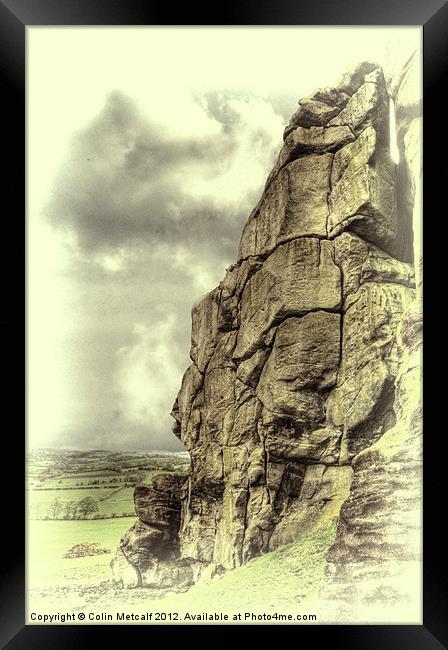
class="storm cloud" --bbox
[42,89,286,450]
[48,90,281,260]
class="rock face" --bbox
[112,58,422,618]
[319,50,422,622]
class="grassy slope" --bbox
[157,525,337,616]
[27,518,336,621]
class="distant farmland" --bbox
[27,449,189,520]
[27,448,190,598]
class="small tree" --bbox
[64,500,78,519]
[50,498,62,519]
[77,496,99,519]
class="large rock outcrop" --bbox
[319,49,422,622]
[112,57,422,619]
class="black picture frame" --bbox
[6,0,446,646]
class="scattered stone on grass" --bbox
[63,542,111,559]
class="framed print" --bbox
[2,0,445,645]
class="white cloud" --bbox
[172,246,222,295]
[95,249,127,273]
[116,316,183,429]
[189,94,283,204]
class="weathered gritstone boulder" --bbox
[256,312,341,427]
[328,164,397,247]
[268,465,354,550]
[333,231,415,302]
[329,68,389,135]
[113,58,421,619]
[111,472,191,588]
[282,61,381,140]
[264,125,354,193]
[112,523,194,590]
[280,124,354,162]
[330,124,393,188]
[266,427,342,465]
[134,474,186,530]
[190,288,223,373]
[235,238,341,360]
[239,155,333,259]
[325,69,404,257]
[326,282,414,462]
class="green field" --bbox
[26,448,193,617]
[30,488,116,503]
[28,486,134,519]
[40,475,123,488]
[28,474,171,520]
[100,487,135,515]
[26,449,189,522]
[27,519,335,620]
[27,517,136,588]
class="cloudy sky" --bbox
[27,27,420,451]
